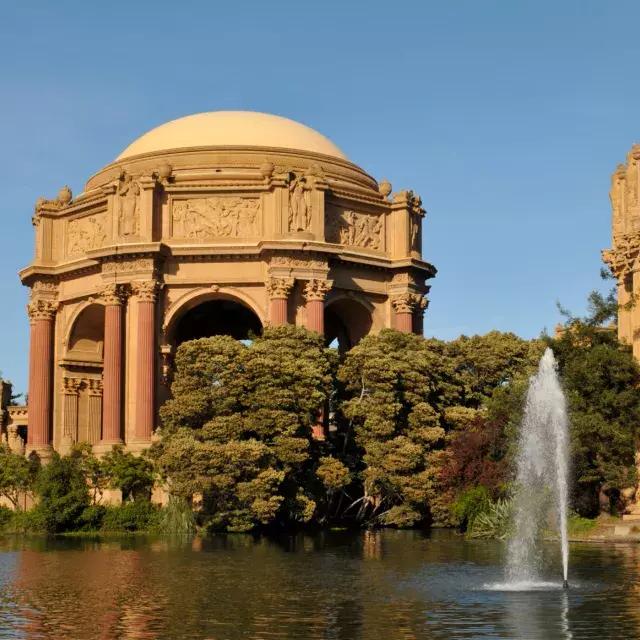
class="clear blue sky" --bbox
[1,0,637,394]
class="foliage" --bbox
[547,322,640,515]
[156,496,197,535]
[101,445,155,501]
[467,498,512,539]
[567,513,597,536]
[35,450,91,533]
[154,326,338,532]
[337,330,453,527]
[0,445,39,509]
[0,506,12,529]
[101,501,161,532]
[451,486,492,530]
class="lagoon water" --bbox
[0,529,636,639]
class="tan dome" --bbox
[116,111,348,160]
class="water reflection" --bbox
[0,531,636,639]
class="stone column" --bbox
[100,284,126,445]
[61,377,81,446]
[87,379,103,445]
[132,280,159,442]
[27,298,58,454]
[303,279,333,335]
[391,293,427,334]
[266,277,294,326]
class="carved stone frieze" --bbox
[67,213,108,258]
[266,277,295,300]
[31,279,59,297]
[303,279,333,302]
[269,253,327,270]
[172,196,260,239]
[27,298,59,321]
[131,280,161,303]
[326,208,383,250]
[102,257,156,274]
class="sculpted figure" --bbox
[118,174,140,237]
[289,177,309,232]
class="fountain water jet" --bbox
[506,347,570,588]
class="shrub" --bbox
[451,486,492,530]
[35,451,91,533]
[467,498,512,539]
[101,501,161,532]
[0,505,12,529]
[156,496,196,535]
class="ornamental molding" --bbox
[101,256,156,274]
[266,277,295,300]
[269,253,327,270]
[303,279,333,302]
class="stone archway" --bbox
[173,298,263,345]
[324,296,373,354]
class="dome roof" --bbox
[116,111,348,161]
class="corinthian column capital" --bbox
[99,283,128,306]
[266,277,295,300]
[391,292,427,314]
[131,279,161,303]
[27,298,59,322]
[303,279,333,302]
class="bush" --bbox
[451,486,492,530]
[8,507,46,534]
[36,452,91,533]
[568,513,597,535]
[467,498,512,539]
[0,505,12,529]
[156,496,196,535]
[101,501,161,532]
[78,505,107,531]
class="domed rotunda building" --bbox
[17,111,435,456]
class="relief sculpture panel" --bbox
[172,197,260,240]
[326,207,384,251]
[66,213,108,258]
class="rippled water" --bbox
[0,529,637,639]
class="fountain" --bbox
[506,347,570,588]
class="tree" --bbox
[337,330,457,527]
[0,444,39,509]
[154,326,338,532]
[35,450,91,532]
[102,445,155,501]
[547,323,640,515]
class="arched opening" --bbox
[173,298,263,345]
[324,297,373,354]
[67,304,105,362]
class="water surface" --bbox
[0,529,636,639]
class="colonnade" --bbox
[26,277,425,454]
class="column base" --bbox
[126,440,154,455]
[92,440,123,456]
